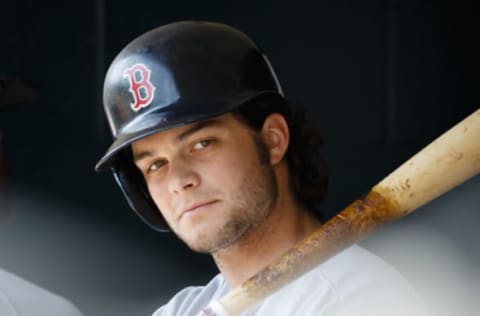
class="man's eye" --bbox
[148,160,167,173]
[193,139,213,150]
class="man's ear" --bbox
[261,113,290,165]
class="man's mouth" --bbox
[179,200,219,219]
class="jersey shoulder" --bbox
[250,245,429,316]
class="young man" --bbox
[96,21,428,315]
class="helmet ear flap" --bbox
[112,157,170,232]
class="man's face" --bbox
[131,113,277,253]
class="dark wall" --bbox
[0,1,479,315]
[2,0,478,219]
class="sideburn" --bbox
[232,111,279,205]
[251,131,278,204]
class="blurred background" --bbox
[0,0,478,315]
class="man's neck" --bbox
[212,201,321,289]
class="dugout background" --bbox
[0,1,479,315]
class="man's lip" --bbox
[179,200,218,219]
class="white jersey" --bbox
[153,245,429,316]
[0,268,83,316]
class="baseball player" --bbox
[96,21,429,316]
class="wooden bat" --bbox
[197,108,480,316]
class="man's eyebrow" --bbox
[133,150,153,163]
[133,119,223,163]
[175,118,222,142]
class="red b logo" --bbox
[123,63,156,112]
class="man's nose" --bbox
[167,160,200,194]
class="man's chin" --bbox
[176,229,218,253]
[183,239,217,254]
[180,230,237,254]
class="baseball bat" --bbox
[197,108,480,316]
